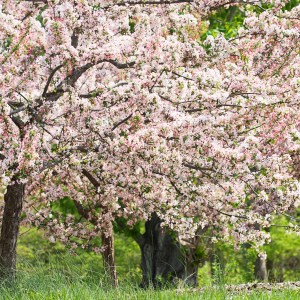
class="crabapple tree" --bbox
[1,0,300,286]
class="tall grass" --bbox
[0,254,299,300]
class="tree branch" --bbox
[207,205,247,219]
[104,60,135,69]
[159,94,174,103]
[72,199,98,226]
[42,64,64,97]
[115,0,193,5]
[8,101,25,108]
[114,218,143,245]
[79,81,128,98]
[111,113,133,131]
[81,169,100,189]
[9,106,27,116]
[45,60,134,102]
[10,116,25,129]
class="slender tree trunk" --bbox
[138,213,201,287]
[226,5,238,22]
[253,224,267,282]
[254,255,267,282]
[101,222,118,287]
[0,180,25,279]
[266,250,274,282]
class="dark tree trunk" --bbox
[138,213,201,287]
[101,222,118,287]
[0,181,25,279]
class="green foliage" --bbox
[17,227,102,275]
[208,243,257,286]
[202,6,245,40]
[113,218,145,242]
[265,217,300,282]
[202,1,300,41]
[17,227,141,281]
[50,196,80,218]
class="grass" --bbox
[0,260,300,300]
[8,226,300,299]
[17,227,143,282]
[0,253,298,299]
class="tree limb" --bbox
[115,0,193,5]
[9,106,27,116]
[81,169,100,189]
[111,113,133,131]
[72,199,98,226]
[42,64,64,97]
[10,116,25,129]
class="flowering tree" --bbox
[1,0,300,285]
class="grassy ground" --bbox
[0,228,293,299]
[0,261,300,300]
[17,227,143,282]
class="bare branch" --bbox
[42,64,64,97]
[182,163,214,172]
[82,169,100,189]
[115,0,193,5]
[183,163,226,191]
[79,81,128,99]
[72,146,88,153]
[10,116,25,129]
[172,71,194,81]
[111,113,133,131]
[207,205,247,219]
[71,30,79,48]
[270,224,296,228]
[185,108,203,113]
[241,178,300,223]
[111,81,128,89]
[45,60,134,102]
[159,94,174,103]
[8,101,25,108]
[115,218,143,244]
[9,106,27,116]
[104,59,135,69]
[23,0,47,2]
[72,199,98,226]
[22,11,33,22]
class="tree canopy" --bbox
[1,0,300,263]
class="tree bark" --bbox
[0,180,25,279]
[101,222,118,287]
[253,224,267,282]
[254,255,267,282]
[138,213,202,287]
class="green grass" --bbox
[17,227,142,282]
[11,226,300,299]
[1,260,300,300]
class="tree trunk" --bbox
[226,5,238,22]
[253,224,267,282]
[0,181,25,279]
[101,222,118,287]
[138,213,201,287]
[254,255,267,282]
